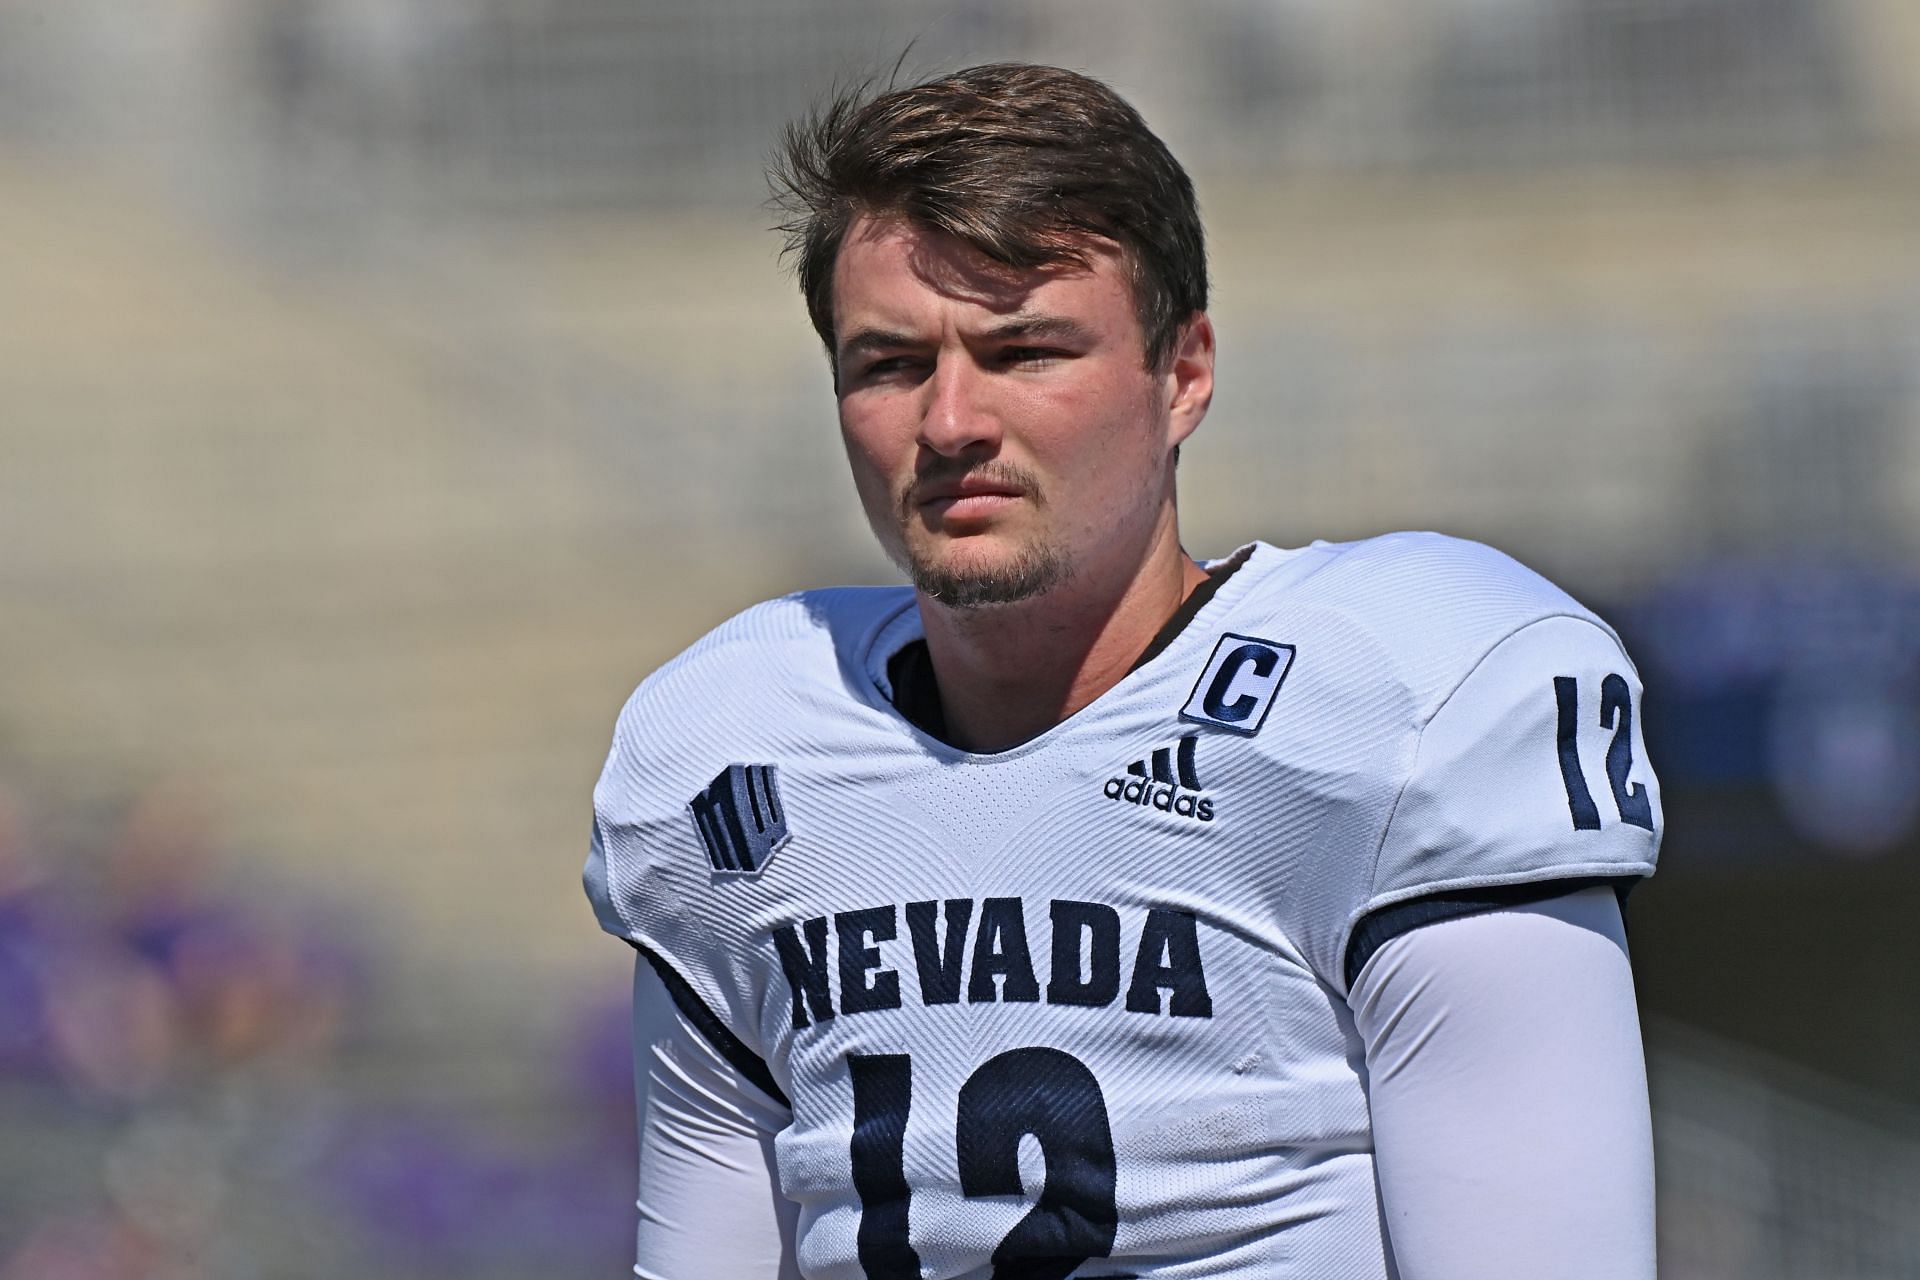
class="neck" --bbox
[916,513,1208,752]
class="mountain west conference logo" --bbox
[688,763,789,876]
[1104,733,1214,822]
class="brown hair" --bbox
[770,63,1207,370]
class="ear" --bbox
[1163,312,1215,450]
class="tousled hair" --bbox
[770,63,1207,371]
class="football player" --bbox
[587,63,1660,1279]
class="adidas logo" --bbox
[1102,733,1215,822]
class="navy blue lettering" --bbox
[1554,676,1603,830]
[772,917,835,1028]
[968,897,1040,1004]
[1126,908,1213,1017]
[1600,674,1656,831]
[1047,900,1122,1008]
[849,1053,920,1278]
[957,1048,1118,1276]
[1202,643,1277,723]
[837,905,901,1014]
[905,898,972,1005]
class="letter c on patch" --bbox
[1180,633,1295,736]
[1203,645,1276,722]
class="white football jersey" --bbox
[586,533,1661,1280]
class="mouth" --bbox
[919,479,1021,504]
[916,472,1025,500]
[909,471,1030,523]
[898,460,1042,532]
[921,494,1020,524]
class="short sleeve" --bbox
[584,688,773,1081]
[1353,615,1661,977]
[585,812,633,942]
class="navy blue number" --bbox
[1599,674,1656,831]
[848,1047,1120,1280]
[1554,675,1653,831]
[849,1054,922,1279]
[1553,676,1603,830]
[958,1048,1118,1280]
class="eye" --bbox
[1000,346,1067,367]
[856,355,925,381]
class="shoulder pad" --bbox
[1272,532,1612,721]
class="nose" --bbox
[918,354,1001,458]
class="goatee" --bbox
[906,540,1069,609]
[894,460,1065,608]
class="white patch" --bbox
[1180,634,1295,736]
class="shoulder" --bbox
[1217,535,1660,991]
[594,583,913,843]
[586,584,911,944]
[1288,529,1580,602]
[1246,531,1626,720]
[607,585,913,750]
[642,584,913,687]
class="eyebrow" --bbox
[982,315,1093,344]
[837,327,920,362]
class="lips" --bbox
[914,476,1025,525]
[916,479,1024,507]
[899,462,1041,528]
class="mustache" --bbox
[898,459,1045,518]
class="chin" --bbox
[904,537,1069,609]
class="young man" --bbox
[587,63,1660,1279]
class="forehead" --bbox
[830,215,1139,344]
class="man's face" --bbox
[831,215,1211,609]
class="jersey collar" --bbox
[874,544,1259,749]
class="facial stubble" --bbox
[890,463,1069,609]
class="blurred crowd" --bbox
[1622,557,1920,861]
[0,782,634,1280]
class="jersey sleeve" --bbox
[1349,614,1661,986]
[584,678,786,1098]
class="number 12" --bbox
[1553,674,1654,832]
[849,1046,1119,1280]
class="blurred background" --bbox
[1,0,1917,1275]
